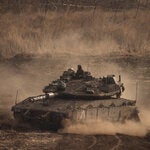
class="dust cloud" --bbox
[139,109,150,129]
[61,117,150,137]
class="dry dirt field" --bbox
[0,130,150,150]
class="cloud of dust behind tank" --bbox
[139,109,150,129]
[61,119,149,136]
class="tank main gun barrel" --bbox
[30,92,57,101]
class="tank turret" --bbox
[43,65,124,99]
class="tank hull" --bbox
[12,97,139,130]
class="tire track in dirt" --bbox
[88,136,97,149]
[111,134,122,150]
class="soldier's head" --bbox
[78,65,82,70]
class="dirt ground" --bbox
[0,130,150,150]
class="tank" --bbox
[11,65,139,130]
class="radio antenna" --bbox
[135,81,138,101]
[15,90,19,104]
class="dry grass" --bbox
[0,7,149,58]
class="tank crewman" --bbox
[76,65,84,78]
[68,68,76,78]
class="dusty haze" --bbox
[0,1,150,138]
[61,119,149,136]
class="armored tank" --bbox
[12,65,139,130]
